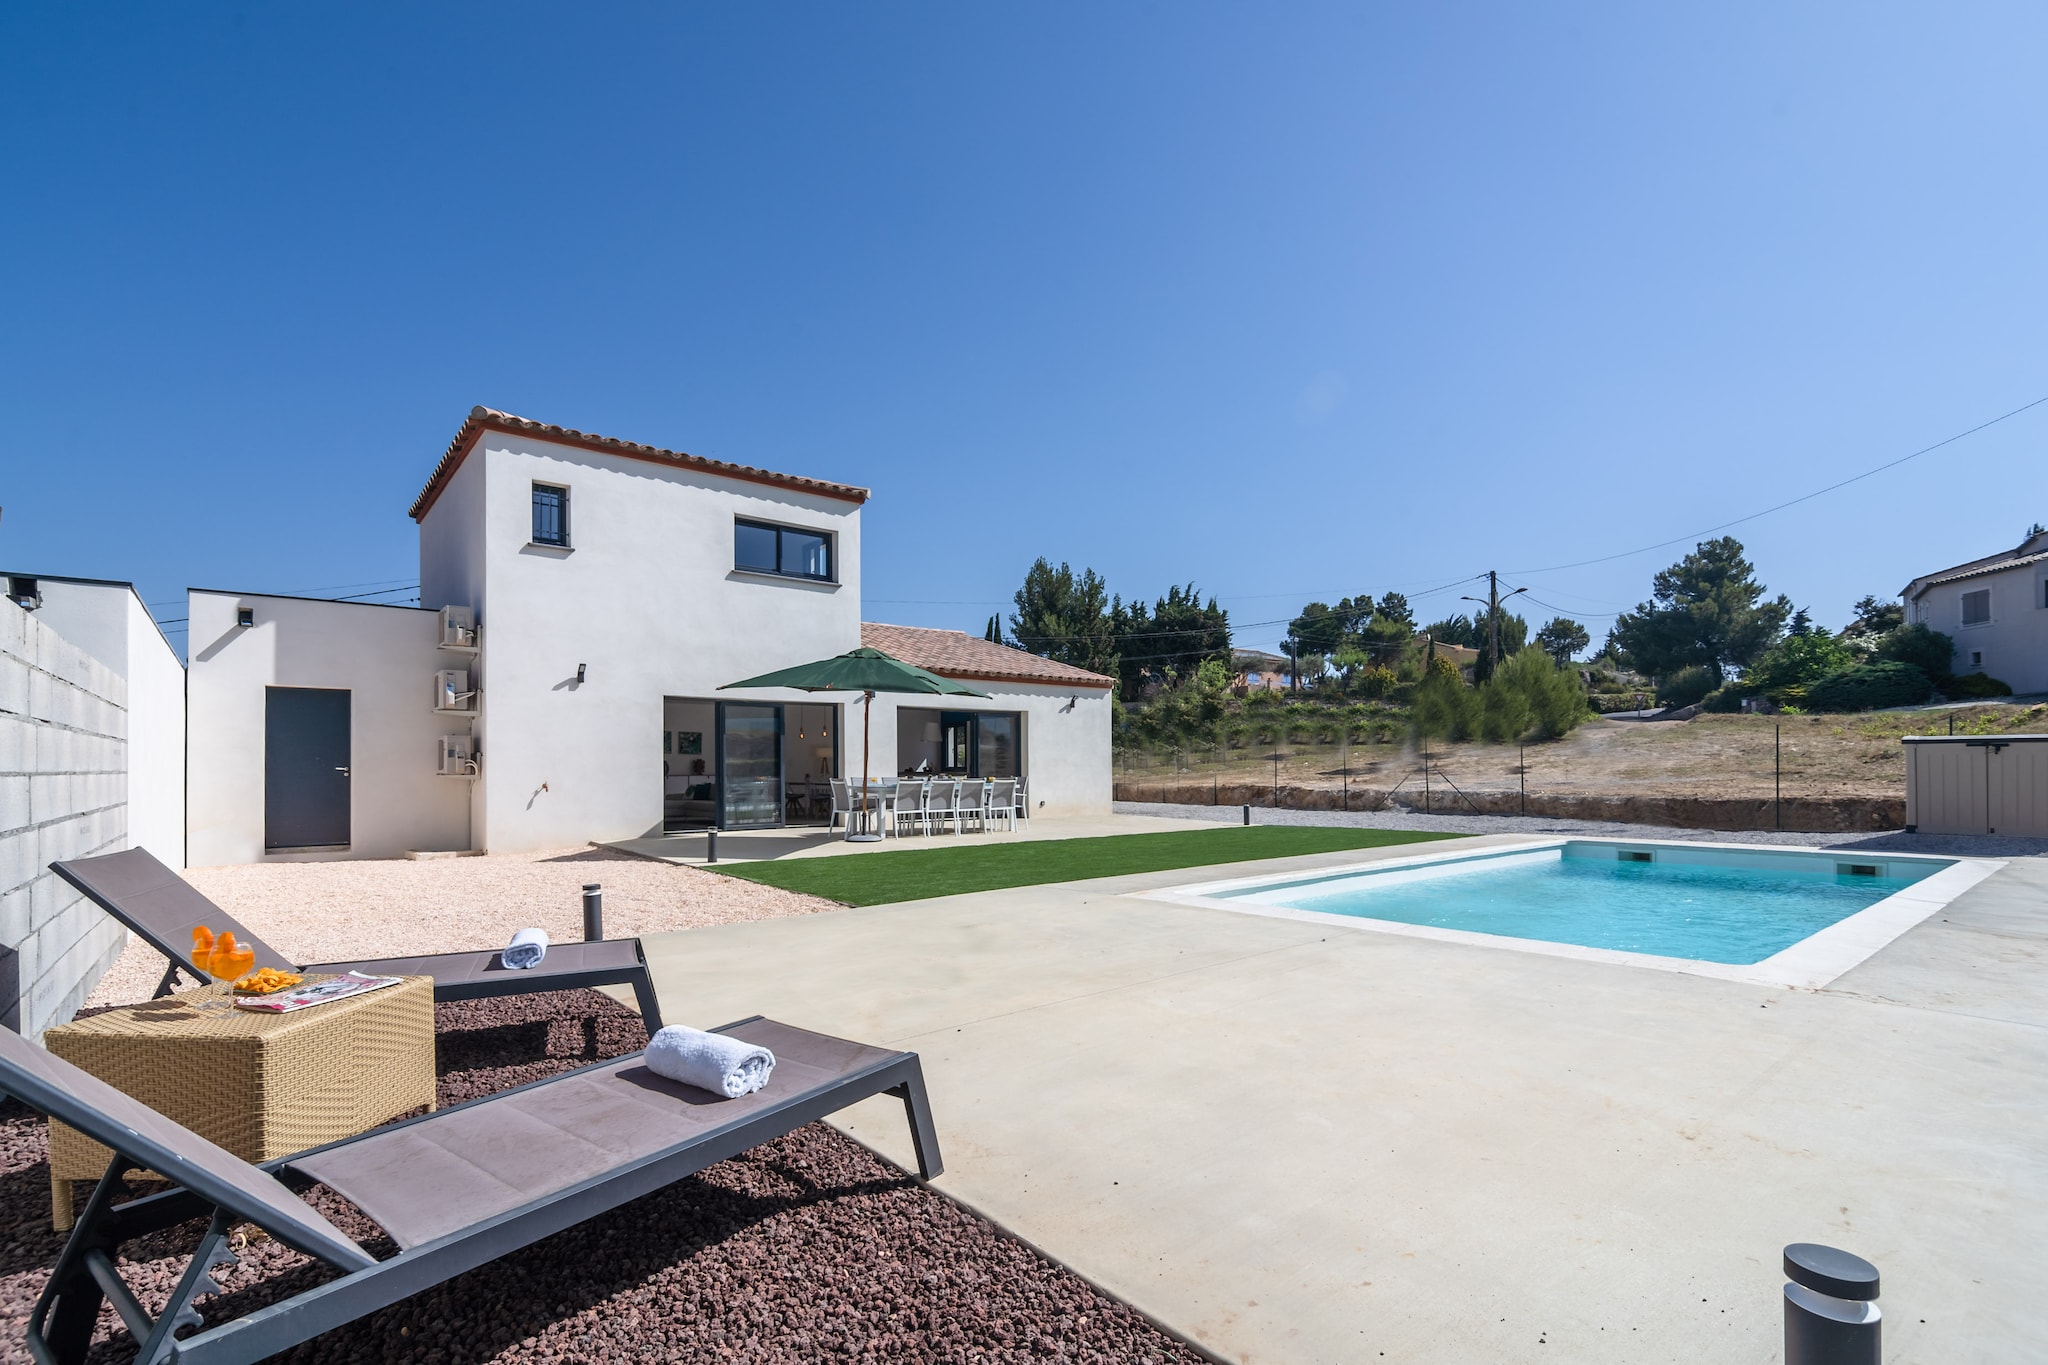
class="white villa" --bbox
[16,408,1117,868]
[1903,528,2048,693]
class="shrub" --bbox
[1354,665,1398,699]
[1656,665,1716,709]
[1875,623,1955,679]
[1410,668,1475,743]
[1943,672,2014,700]
[1701,684,1747,713]
[1490,647,1589,739]
[1744,632,1855,701]
[1802,661,1932,712]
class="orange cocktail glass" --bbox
[208,932,255,988]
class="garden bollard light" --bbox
[1242,804,1251,826]
[706,828,719,864]
[1783,1242,1880,1365]
[582,883,602,942]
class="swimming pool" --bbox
[1146,840,1999,987]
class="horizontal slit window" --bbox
[734,519,834,582]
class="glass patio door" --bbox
[716,703,784,828]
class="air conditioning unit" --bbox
[434,669,476,712]
[438,605,478,650]
[437,734,478,777]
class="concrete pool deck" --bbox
[642,832,2048,1363]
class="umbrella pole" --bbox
[849,689,879,841]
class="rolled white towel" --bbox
[645,1025,776,1098]
[502,928,548,970]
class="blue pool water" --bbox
[1222,845,1945,964]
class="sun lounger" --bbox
[0,1014,940,1364]
[50,848,664,1031]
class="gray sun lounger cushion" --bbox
[49,848,664,1030]
[2,1015,939,1365]
[49,848,296,975]
[301,936,645,990]
[0,1025,373,1271]
[288,1018,902,1249]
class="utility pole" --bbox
[1463,571,1528,674]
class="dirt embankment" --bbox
[1115,777,1901,832]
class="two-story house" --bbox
[185,408,1113,862]
[1901,528,2048,694]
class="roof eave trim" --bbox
[924,667,1115,689]
[409,412,871,522]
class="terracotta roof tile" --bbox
[409,408,869,521]
[861,623,1115,689]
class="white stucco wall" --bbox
[868,683,1113,815]
[186,591,471,864]
[123,597,187,867]
[418,431,867,852]
[1911,564,2048,694]
[10,576,186,868]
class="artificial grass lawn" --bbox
[707,825,1459,906]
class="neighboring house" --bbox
[1230,648,1289,692]
[1902,529,2048,692]
[185,408,1115,862]
[2,573,186,868]
[1419,636,1481,670]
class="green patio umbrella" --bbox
[721,647,988,840]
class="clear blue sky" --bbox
[4,4,2045,659]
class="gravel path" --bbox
[0,991,1208,1364]
[88,847,843,1009]
[1117,800,2048,858]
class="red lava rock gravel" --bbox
[0,992,1209,1364]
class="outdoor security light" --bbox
[576,663,587,683]
[236,608,253,628]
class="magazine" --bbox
[232,971,403,1014]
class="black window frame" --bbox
[531,483,571,548]
[733,518,835,583]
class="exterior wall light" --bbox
[576,663,587,683]
[237,608,254,628]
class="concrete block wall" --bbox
[0,599,129,1038]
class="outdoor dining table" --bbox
[40,974,437,1229]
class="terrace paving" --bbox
[639,832,2048,1364]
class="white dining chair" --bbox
[903,778,933,835]
[827,778,851,833]
[923,779,957,835]
[987,778,1017,832]
[1013,775,1029,822]
[954,779,986,834]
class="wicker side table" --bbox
[43,975,436,1229]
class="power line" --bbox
[1512,390,2048,575]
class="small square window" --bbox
[1972,650,1984,668]
[532,484,570,547]
[1961,588,1990,626]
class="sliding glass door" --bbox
[716,703,784,828]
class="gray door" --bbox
[265,687,351,849]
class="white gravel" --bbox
[86,846,842,1009]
